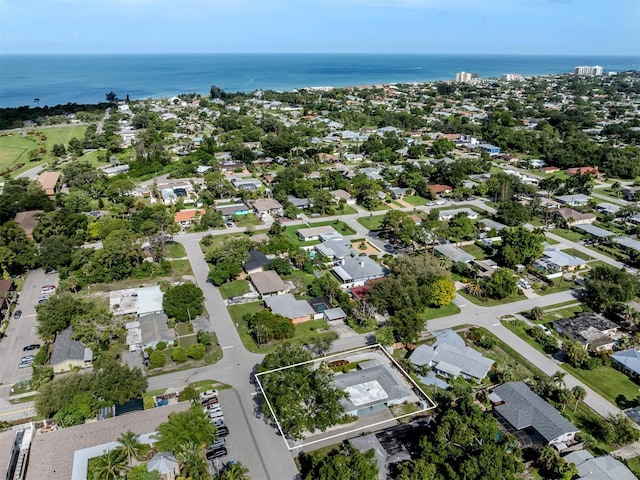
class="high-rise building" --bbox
[455,71,473,83]
[501,73,522,81]
[573,65,603,76]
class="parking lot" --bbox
[0,269,58,386]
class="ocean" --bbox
[0,53,638,108]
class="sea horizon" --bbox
[1,53,638,109]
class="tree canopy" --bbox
[162,283,204,322]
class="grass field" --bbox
[0,126,88,176]
[562,364,640,409]
[219,280,250,299]
[170,260,193,277]
[423,302,460,320]
[561,248,593,261]
[461,243,488,260]
[458,289,525,307]
[165,242,187,259]
[404,195,427,206]
[357,214,385,231]
[550,228,585,243]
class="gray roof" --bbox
[492,382,579,444]
[148,452,178,474]
[565,452,637,480]
[479,218,508,232]
[595,202,621,215]
[434,244,475,263]
[244,250,269,272]
[51,327,89,366]
[574,224,615,238]
[542,248,586,267]
[139,314,175,345]
[409,329,494,380]
[556,194,591,205]
[613,236,640,252]
[315,239,355,259]
[332,256,385,283]
[324,307,347,321]
[438,208,478,220]
[333,364,411,412]
[553,313,619,339]
[264,293,314,319]
[250,270,289,294]
[612,348,640,376]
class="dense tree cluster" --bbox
[585,265,640,312]
[245,310,294,345]
[162,283,204,322]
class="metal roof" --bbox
[264,294,314,319]
[574,224,615,238]
[434,244,475,263]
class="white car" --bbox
[204,404,222,413]
[208,410,224,419]
[200,389,218,400]
[41,285,56,295]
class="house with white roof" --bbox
[332,256,386,288]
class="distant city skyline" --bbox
[1,0,639,56]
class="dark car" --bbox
[23,344,40,351]
[13,310,22,319]
[205,447,227,460]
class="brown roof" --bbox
[0,279,14,298]
[174,209,205,223]
[26,402,189,480]
[250,270,289,295]
[428,184,453,194]
[556,208,596,222]
[13,210,42,237]
[37,171,61,195]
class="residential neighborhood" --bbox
[1,69,640,479]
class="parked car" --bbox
[215,424,229,436]
[23,344,40,351]
[536,325,551,335]
[18,360,33,368]
[200,389,218,400]
[209,437,225,449]
[204,404,222,413]
[13,310,22,319]
[41,285,56,295]
[38,297,48,305]
[205,447,227,460]
[202,397,219,407]
[209,410,224,420]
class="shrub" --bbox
[179,385,199,402]
[171,346,188,363]
[196,330,213,347]
[143,397,155,409]
[156,341,167,351]
[149,350,166,369]
[187,343,205,361]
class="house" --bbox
[409,329,494,382]
[490,381,579,450]
[251,198,283,217]
[287,195,309,209]
[264,293,315,324]
[250,270,289,297]
[148,452,179,480]
[109,286,164,317]
[297,225,341,242]
[388,187,411,200]
[622,186,640,201]
[541,166,560,174]
[37,171,61,196]
[438,208,478,221]
[595,202,621,216]
[51,327,93,373]
[215,203,250,218]
[574,224,615,239]
[612,236,640,254]
[244,251,270,274]
[138,314,176,350]
[433,244,475,264]
[555,194,591,207]
[333,360,412,416]
[529,159,547,168]
[567,166,599,176]
[427,184,453,196]
[611,348,640,379]
[564,451,636,480]
[0,279,16,320]
[541,248,587,271]
[315,239,356,261]
[478,143,501,156]
[173,209,206,227]
[230,177,263,191]
[478,218,508,233]
[553,313,620,352]
[555,207,596,226]
[332,256,386,288]
[324,307,347,322]
[330,189,356,205]
[13,210,42,239]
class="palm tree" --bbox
[537,445,560,472]
[33,98,40,107]
[557,388,574,412]
[552,371,566,389]
[221,462,250,480]
[175,441,208,480]
[438,255,452,270]
[466,281,485,297]
[572,385,587,412]
[91,448,127,480]
[116,430,143,468]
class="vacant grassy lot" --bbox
[404,195,428,206]
[219,280,250,299]
[357,214,385,231]
[308,220,357,236]
[561,248,593,261]
[562,364,640,409]
[282,270,316,296]
[170,260,193,277]
[200,233,245,257]
[550,228,585,243]
[233,213,262,227]
[461,243,488,260]
[458,289,525,307]
[423,302,460,320]
[165,242,187,259]
[227,302,337,354]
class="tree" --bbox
[497,200,530,226]
[36,293,89,340]
[149,350,166,369]
[117,430,144,468]
[245,310,294,345]
[163,283,204,322]
[179,385,199,403]
[220,461,250,480]
[172,346,188,363]
[91,448,128,480]
[264,257,292,275]
[486,268,518,299]
[530,306,544,321]
[105,91,118,103]
[497,226,545,268]
[92,358,147,405]
[175,441,208,480]
[388,308,425,343]
[127,466,161,480]
[551,370,566,389]
[374,326,396,346]
[186,343,205,360]
[585,265,640,312]
[572,385,586,412]
[537,446,560,473]
[424,277,456,307]
[153,405,217,453]
[300,444,378,480]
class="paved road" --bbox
[0,269,58,419]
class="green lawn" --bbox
[200,233,245,257]
[179,334,198,348]
[561,364,640,409]
[561,248,593,261]
[227,302,337,354]
[219,280,250,299]
[539,305,587,324]
[544,236,560,245]
[357,214,385,231]
[461,243,488,260]
[175,322,193,336]
[422,302,460,320]
[335,205,357,215]
[233,213,262,227]
[308,220,357,236]
[502,320,548,356]
[404,195,428,206]
[170,260,193,277]
[283,270,317,295]
[550,228,585,243]
[457,289,525,307]
[165,242,187,258]
[624,457,640,478]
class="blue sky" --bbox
[1,0,639,55]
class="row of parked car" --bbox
[200,390,230,459]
